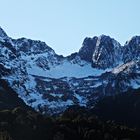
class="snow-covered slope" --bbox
[0,27,140,115]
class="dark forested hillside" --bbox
[0,79,29,110]
[91,89,140,129]
[0,107,139,140]
[0,84,140,140]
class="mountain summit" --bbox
[0,27,8,38]
[0,27,140,114]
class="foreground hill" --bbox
[0,107,139,140]
[91,89,140,128]
[0,79,29,110]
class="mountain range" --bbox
[0,26,140,115]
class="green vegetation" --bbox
[92,92,140,128]
[0,107,139,140]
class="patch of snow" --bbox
[27,60,106,78]
[24,75,36,89]
[74,92,87,106]
[45,87,51,90]
[112,61,135,74]
[84,77,94,81]
[0,37,5,42]
[51,93,63,98]
[48,100,73,108]
[91,82,102,88]
[52,85,58,90]
[72,82,79,86]
[130,79,140,89]
[96,36,101,47]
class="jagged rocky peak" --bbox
[0,27,8,39]
[1,27,56,56]
[125,36,140,45]
[78,35,122,69]
[13,38,55,55]
[123,36,140,63]
[78,36,98,62]
[92,35,122,69]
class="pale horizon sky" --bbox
[0,0,140,56]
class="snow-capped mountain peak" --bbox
[78,36,98,62]
[92,35,122,69]
[123,36,140,63]
[0,27,9,39]
[78,35,123,69]
[0,26,140,115]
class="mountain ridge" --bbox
[0,27,140,115]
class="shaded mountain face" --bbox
[0,27,140,115]
[91,89,140,128]
[78,35,122,69]
[123,36,140,63]
[0,79,29,110]
[92,35,122,69]
[0,106,138,140]
[78,37,98,62]
[0,27,8,38]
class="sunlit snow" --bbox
[27,61,105,78]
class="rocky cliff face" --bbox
[79,35,122,69]
[78,37,98,62]
[123,36,140,63]
[0,27,140,115]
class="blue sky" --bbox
[0,0,140,56]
